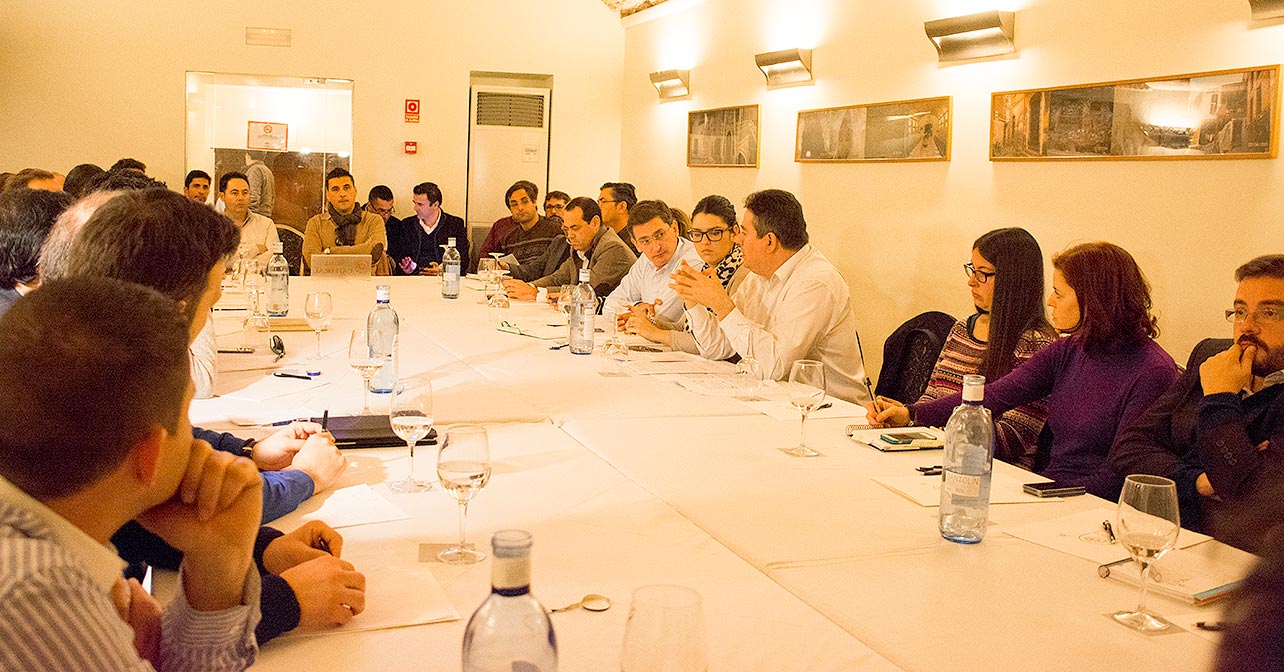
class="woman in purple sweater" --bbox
[871,241,1178,499]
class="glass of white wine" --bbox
[389,377,434,493]
[347,329,384,416]
[478,258,498,303]
[437,424,491,565]
[783,360,826,457]
[304,291,333,360]
[1113,474,1181,633]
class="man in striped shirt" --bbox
[0,277,261,671]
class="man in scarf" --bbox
[302,167,390,275]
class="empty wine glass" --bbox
[388,377,434,493]
[558,284,576,322]
[1113,474,1181,633]
[437,425,491,565]
[620,585,708,672]
[600,306,630,376]
[348,329,385,415]
[734,334,764,400]
[244,260,264,317]
[783,360,826,457]
[478,258,499,302]
[304,292,333,360]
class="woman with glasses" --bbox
[915,228,1057,470]
[871,241,1178,500]
[625,195,747,354]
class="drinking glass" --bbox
[304,292,333,360]
[348,329,385,415]
[1112,474,1181,633]
[388,377,434,493]
[437,425,491,565]
[558,284,576,322]
[487,286,511,327]
[244,261,264,317]
[733,357,764,400]
[783,360,826,457]
[600,306,630,376]
[478,258,499,302]
[620,585,708,672]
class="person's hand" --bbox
[280,555,367,629]
[1196,473,1216,497]
[289,432,347,493]
[251,422,325,472]
[625,315,668,344]
[398,257,417,275]
[420,262,442,276]
[112,577,162,664]
[864,403,911,428]
[670,261,734,317]
[618,301,660,331]
[503,279,537,301]
[497,260,511,270]
[263,521,344,575]
[1200,342,1255,395]
[137,440,262,611]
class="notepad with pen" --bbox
[1096,547,1246,605]
[315,414,437,449]
[846,425,945,451]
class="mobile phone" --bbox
[879,431,937,444]
[1022,481,1087,498]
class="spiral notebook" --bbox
[316,414,437,449]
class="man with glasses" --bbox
[503,196,634,301]
[544,190,569,222]
[599,182,639,255]
[364,185,397,225]
[605,200,700,328]
[1111,254,1284,553]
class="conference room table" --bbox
[192,275,1257,671]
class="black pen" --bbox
[321,409,329,432]
[272,372,312,380]
[1195,621,1227,632]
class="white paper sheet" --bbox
[871,472,1066,507]
[219,372,330,402]
[625,358,732,375]
[738,397,868,421]
[298,484,411,529]
[1002,507,1212,565]
[669,373,785,397]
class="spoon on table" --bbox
[550,593,611,613]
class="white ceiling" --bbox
[601,0,670,17]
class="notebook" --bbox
[846,426,945,451]
[315,414,437,449]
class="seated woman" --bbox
[870,241,1178,500]
[917,228,1057,470]
[623,195,748,354]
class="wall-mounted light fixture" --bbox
[245,27,292,47]
[924,11,1015,62]
[649,70,690,99]
[755,48,813,86]
[1249,0,1284,19]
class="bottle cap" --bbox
[962,374,985,402]
[447,237,456,246]
[271,242,284,253]
[578,268,591,283]
[491,529,533,558]
[375,285,391,302]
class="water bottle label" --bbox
[444,271,459,282]
[943,471,981,498]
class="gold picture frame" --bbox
[795,96,951,163]
[990,65,1279,161]
[688,105,760,168]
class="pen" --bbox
[1195,621,1226,632]
[1102,520,1117,543]
[272,372,312,380]
[549,341,569,350]
[321,409,329,432]
[815,402,833,411]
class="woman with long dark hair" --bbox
[872,241,1178,499]
[914,228,1057,469]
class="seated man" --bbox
[2,168,62,192]
[599,182,639,256]
[0,188,73,318]
[482,181,561,270]
[503,197,635,301]
[219,171,280,268]
[364,184,396,225]
[1111,254,1284,553]
[0,277,262,670]
[605,199,700,328]
[544,190,569,221]
[388,182,469,276]
[302,167,390,275]
[183,170,211,203]
[671,189,871,404]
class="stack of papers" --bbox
[1002,507,1212,564]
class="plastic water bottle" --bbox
[568,268,595,355]
[266,242,289,316]
[461,530,558,672]
[441,237,462,299]
[367,285,399,394]
[939,374,994,544]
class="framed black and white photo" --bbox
[688,105,759,167]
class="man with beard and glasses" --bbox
[1111,254,1284,553]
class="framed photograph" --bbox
[991,65,1279,160]
[796,97,951,162]
[688,105,759,167]
[247,120,289,151]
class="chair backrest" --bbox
[1187,337,1234,372]
[278,225,304,276]
[874,310,957,404]
[310,254,372,277]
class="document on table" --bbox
[498,322,565,340]
[872,472,1065,507]
[738,396,868,421]
[219,371,330,402]
[1002,507,1212,565]
[1097,547,1249,605]
[624,358,731,375]
[297,484,410,529]
[669,373,784,397]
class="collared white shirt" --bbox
[605,237,699,324]
[686,244,871,404]
[418,210,442,237]
[236,211,281,266]
[0,475,124,592]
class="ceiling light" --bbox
[649,70,690,99]
[755,48,813,86]
[924,11,1015,62]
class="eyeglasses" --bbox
[1225,306,1284,324]
[687,228,730,242]
[635,228,670,247]
[963,263,996,284]
[545,203,566,211]
[370,205,394,216]
[598,198,620,205]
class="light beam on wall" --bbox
[649,70,691,99]
[1249,0,1284,19]
[924,11,1015,62]
[755,48,813,86]
[245,27,292,47]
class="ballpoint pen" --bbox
[1102,520,1117,543]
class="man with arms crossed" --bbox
[302,168,389,275]
[671,189,871,404]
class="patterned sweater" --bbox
[918,317,1056,470]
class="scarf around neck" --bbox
[328,203,363,246]
[713,245,743,290]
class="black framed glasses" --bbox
[963,263,996,284]
[1225,307,1284,324]
[687,228,730,242]
[635,228,670,247]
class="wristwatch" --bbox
[239,438,257,460]
[323,247,332,255]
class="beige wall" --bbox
[621,0,1284,375]
[0,0,624,219]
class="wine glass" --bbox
[348,329,385,415]
[1112,474,1181,633]
[244,260,264,317]
[304,292,333,360]
[437,425,491,565]
[558,284,576,322]
[388,377,434,493]
[620,585,709,672]
[783,360,826,457]
[478,258,498,303]
[600,306,630,376]
[733,357,764,400]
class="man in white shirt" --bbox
[671,189,870,404]
[605,199,700,328]
[218,171,280,267]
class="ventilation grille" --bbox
[475,92,545,128]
